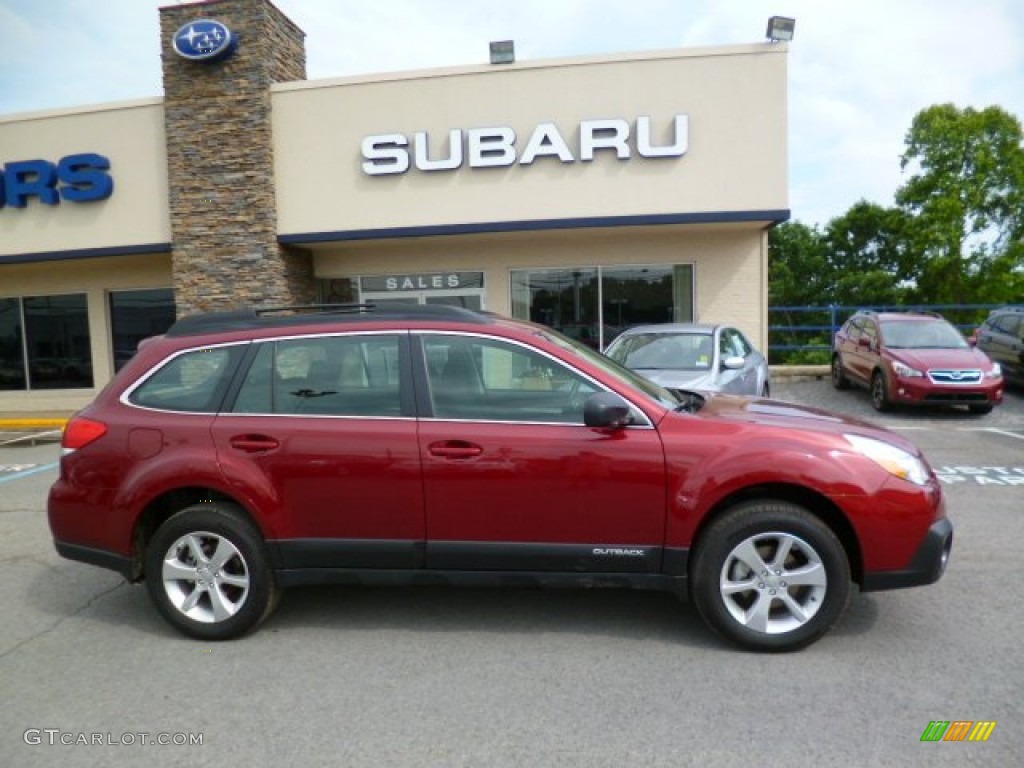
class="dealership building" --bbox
[0,0,789,413]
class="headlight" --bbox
[845,434,930,486]
[890,360,923,378]
[985,363,1002,379]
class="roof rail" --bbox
[166,302,491,337]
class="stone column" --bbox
[159,0,314,316]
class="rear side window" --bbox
[232,334,403,417]
[992,313,1022,337]
[129,345,245,413]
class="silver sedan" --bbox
[603,323,771,396]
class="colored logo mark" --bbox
[920,720,997,742]
[172,19,236,62]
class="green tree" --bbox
[823,201,912,306]
[768,220,829,306]
[896,104,1024,304]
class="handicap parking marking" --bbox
[0,462,59,484]
[933,465,1024,486]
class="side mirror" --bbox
[857,337,872,349]
[583,392,633,429]
[721,355,745,371]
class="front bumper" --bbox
[890,377,1002,406]
[861,517,953,591]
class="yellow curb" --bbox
[0,419,69,430]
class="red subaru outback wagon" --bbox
[48,305,952,651]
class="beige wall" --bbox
[313,225,767,350]
[272,45,787,236]
[0,254,171,412]
[0,100,171,259]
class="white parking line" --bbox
[983,428,1024,441]
[0,430,61,447]
[0,462,59,484]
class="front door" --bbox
[415,332,667,573]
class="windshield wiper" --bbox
[670,388,706,413]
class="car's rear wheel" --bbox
[690,501,850,652]
[870,370,890,411]
[145,502,279,640]
[968,404,993,415]
[831,354,850,390]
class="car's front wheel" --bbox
[870,370,890,411]
[145,502,279,640]
[690,501,851,652]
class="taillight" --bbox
[62,416,108,453]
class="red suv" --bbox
[832,310,1003,414]
[49,305,952,651]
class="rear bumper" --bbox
[861,518,953,591]
[53,540,135,581]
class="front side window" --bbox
[422,334,600,423]
[232,335,402,417]
[129,345,246,412]
[720,329,751,359]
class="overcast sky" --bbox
[2,0,1022,227]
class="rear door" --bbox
[415,332,667,574]
[211,332,426,570]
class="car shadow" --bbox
[27,564,880,651]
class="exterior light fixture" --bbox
[489,40,515,65]
[766,16,795,42]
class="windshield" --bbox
[538,328,679,409]
[881,319,968,349]
[605,332,714,371]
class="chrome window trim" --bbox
[119,340,251,415]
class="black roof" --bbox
[166,302,492,337]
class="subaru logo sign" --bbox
[172,19,236,63]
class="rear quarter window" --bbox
[128,345,246,413]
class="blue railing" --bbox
[767,303,1003,362]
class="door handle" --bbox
[230,434,280,453]
[428,441,483,459]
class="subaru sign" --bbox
[172,19,236,63]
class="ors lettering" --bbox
[0,153,113,209]
[362,115,689,175]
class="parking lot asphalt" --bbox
[1,381,1021,767]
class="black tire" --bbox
[968,404,993,415]
[145,502,279,640]
[870,370,890,412]
[690,501,850,652]
[831,354,850,390]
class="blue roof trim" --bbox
[0,243,173,265]
[279,210,792,244]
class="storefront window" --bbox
[23,294,92,389]
[0,298,27,391]
[110,289,176,371]
[511,264,693,350]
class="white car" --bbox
[604,323,770,396]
